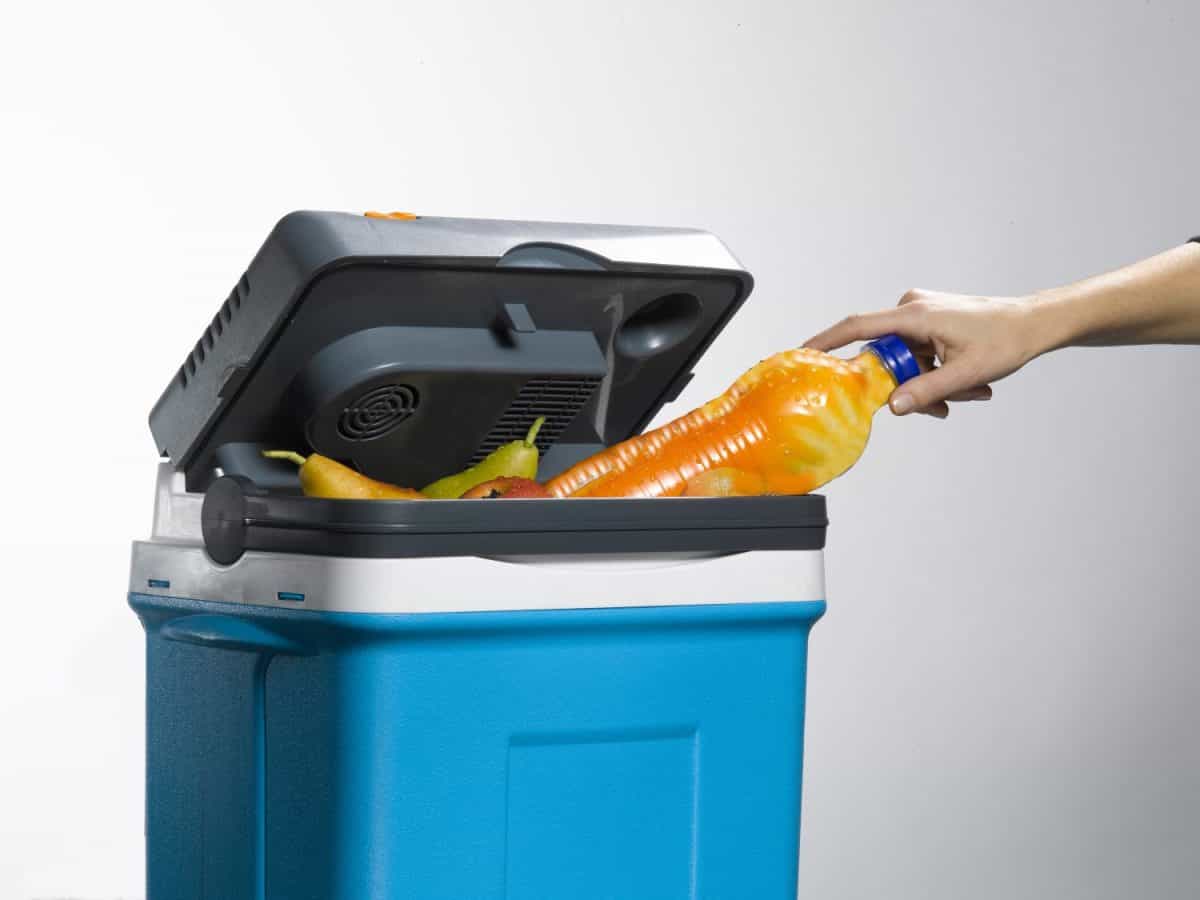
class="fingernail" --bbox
[891,393,914,415]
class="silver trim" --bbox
[133,466,825,614]
[129,540,825,615]
[356,213,747,272]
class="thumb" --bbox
[889,359,980,415]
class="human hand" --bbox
[804,290,1042,418]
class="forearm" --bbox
[1026,241,1200,354]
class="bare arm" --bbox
[1032,241,1200,348]
[805,240,1200,417]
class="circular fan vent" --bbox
[337,384,419,441]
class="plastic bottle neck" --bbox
[851,350,901,411]
[855,334,920,412]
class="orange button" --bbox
[365,210,418,220]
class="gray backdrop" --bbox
[2,0,1197,897]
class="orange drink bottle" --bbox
[546,335,921,498]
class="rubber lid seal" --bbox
[865,334,920,385]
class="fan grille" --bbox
[338,384,420,441]
[471,376,601,463]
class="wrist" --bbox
[1018,283,1098,357]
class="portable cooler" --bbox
[129,212,828,900]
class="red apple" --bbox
[460,477,550,499]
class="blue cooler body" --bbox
[131,213,829,899]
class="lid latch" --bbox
[499,302,537,334]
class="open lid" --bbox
[150,211,754,492]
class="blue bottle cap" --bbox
[864,334,920,385]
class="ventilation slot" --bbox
[470,376,602,463]
[177,272,248,389]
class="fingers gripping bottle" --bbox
[546,335,921,498]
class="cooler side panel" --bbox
[262,654,338,900]
[693,624,811,897]
[145,635,261,900]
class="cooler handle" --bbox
[159,614,311,655]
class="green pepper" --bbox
[422,417,546,499]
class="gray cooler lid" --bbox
[150,211,757,492]
[149,211,827,563]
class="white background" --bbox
[3,1,1199,897]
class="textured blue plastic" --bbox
[865,334,920,385]
[130,593,825,900]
